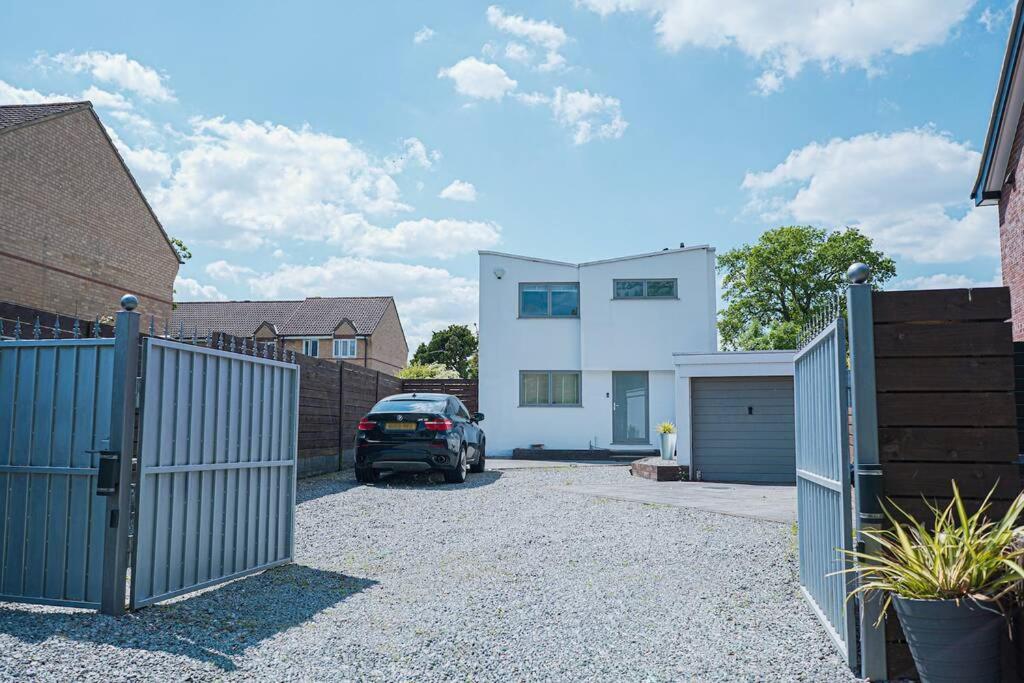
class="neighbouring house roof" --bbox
[973,0,1024,206]
[0,100,181,263]
[171,297,394,337]
[0,102,91,132]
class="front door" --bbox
[612,371,649,444]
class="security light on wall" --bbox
[494,267,506,280]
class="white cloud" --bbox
[49,51,175,101]
[174,276,227,301]
[151,116,413,247]
[414,26,436,44]
[385,137,440,172]
[205,259,257,282]
[350,218,500,259]
[248,257,479,348]
[742,128,999,263]
[104,126,172,189]
[979,3,1013,32]
[439,179,478,202]
[577,0,975,93]
[487,5,569,71]
[505,42,534,63]
[0,79,73,104]
[893,271,1003,290]
[438,57,517,100]
[550,87,628,144]
[81,86,132,110]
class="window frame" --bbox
[519,370,583,407]
[333,338,357,358]
[518,282,580,318]
[301,338,320,357]
[612,278,678,300]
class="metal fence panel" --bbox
[131,338,298,608]
[0,339,115,608]
[793,319,857,670]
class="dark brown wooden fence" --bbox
[399,379,479,413]
[0,300,114,338]
[872,287,1021,681]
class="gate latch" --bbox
[88,450,120,497]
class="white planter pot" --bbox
[659,432,677,461]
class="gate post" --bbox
[846,264,886,680]
[99,295,140,616]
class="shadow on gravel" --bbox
[374,470,503,490]
[296,470,362,504]
[0,564,374,671]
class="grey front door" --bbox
[612,372,648,444]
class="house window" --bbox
[520,371,582,406]
[613,278,677,299]
[519,283,579,317]
[334,338,357,358]
[302,339,319,357]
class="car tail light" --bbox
[357,418,376,431]
[424,418,452,432]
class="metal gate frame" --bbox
[794,316,857,670]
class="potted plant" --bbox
[840,483,1024,683]
[656,422,676,461]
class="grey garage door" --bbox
[692,377,796,484]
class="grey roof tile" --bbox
[170,297,392,337]
[0,101,90,132]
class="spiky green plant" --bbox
[656,422,676,434]
[838,482,1024,623]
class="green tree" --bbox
[411,324,478,378]
[397,362,461,379]
[170,237,192,310]
[718,226,895,350]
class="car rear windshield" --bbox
[371,399,447,414]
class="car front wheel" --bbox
[355,467,379,484]
[444,447,468,484]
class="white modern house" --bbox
[478,246,717,454]
[478,246,798,484]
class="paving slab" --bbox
[559,476,797,524]
[488,458,626,470]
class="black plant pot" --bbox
[893,595,1004,683]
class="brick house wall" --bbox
[999,100,1024,341]
[0,107,179,322]
[365,301,409,374]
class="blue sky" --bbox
[0,1,1013,346]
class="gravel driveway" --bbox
[0,464,858,682]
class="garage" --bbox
[673,351,796,485]
[691,376,795,484]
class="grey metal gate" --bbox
[131,337,299,608]
[793,316,856,670]
[0,339,115,608]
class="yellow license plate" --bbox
[385,422,417,431]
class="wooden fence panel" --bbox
[400,379,479,413]
[872,287,1020,682]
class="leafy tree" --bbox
[397,362,461,379]
[411,324,478,378]
[718,226,895,350]
[170,237,192,310]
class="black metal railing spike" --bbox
[192,326,198,345]
[262,343,269,359]
[93,316,101,338]
[53,315,61,339]
[240,337,247,355]
[163,319,170,339]
[72,317,81,339]
[217,333,224,351]
[178,321,185,341]
[229,336,236,353]
[33,317,41,340]
[14,318,22,340]
[149,315,155,336]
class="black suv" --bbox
[354,393,485,484]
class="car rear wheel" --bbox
[469,441,486,473]
[355,467,379,484]
[444,448,468,484]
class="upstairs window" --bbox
[334,338,357,358]
[302,339,319,357]
[613,278,677,299]
[519,283,580,317]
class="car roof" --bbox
[378,393,451,401]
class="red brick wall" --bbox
[999,106,1024,341]
[0,108,179,322]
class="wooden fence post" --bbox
[338,362,345,468]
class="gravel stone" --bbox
[0,464,860,681]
